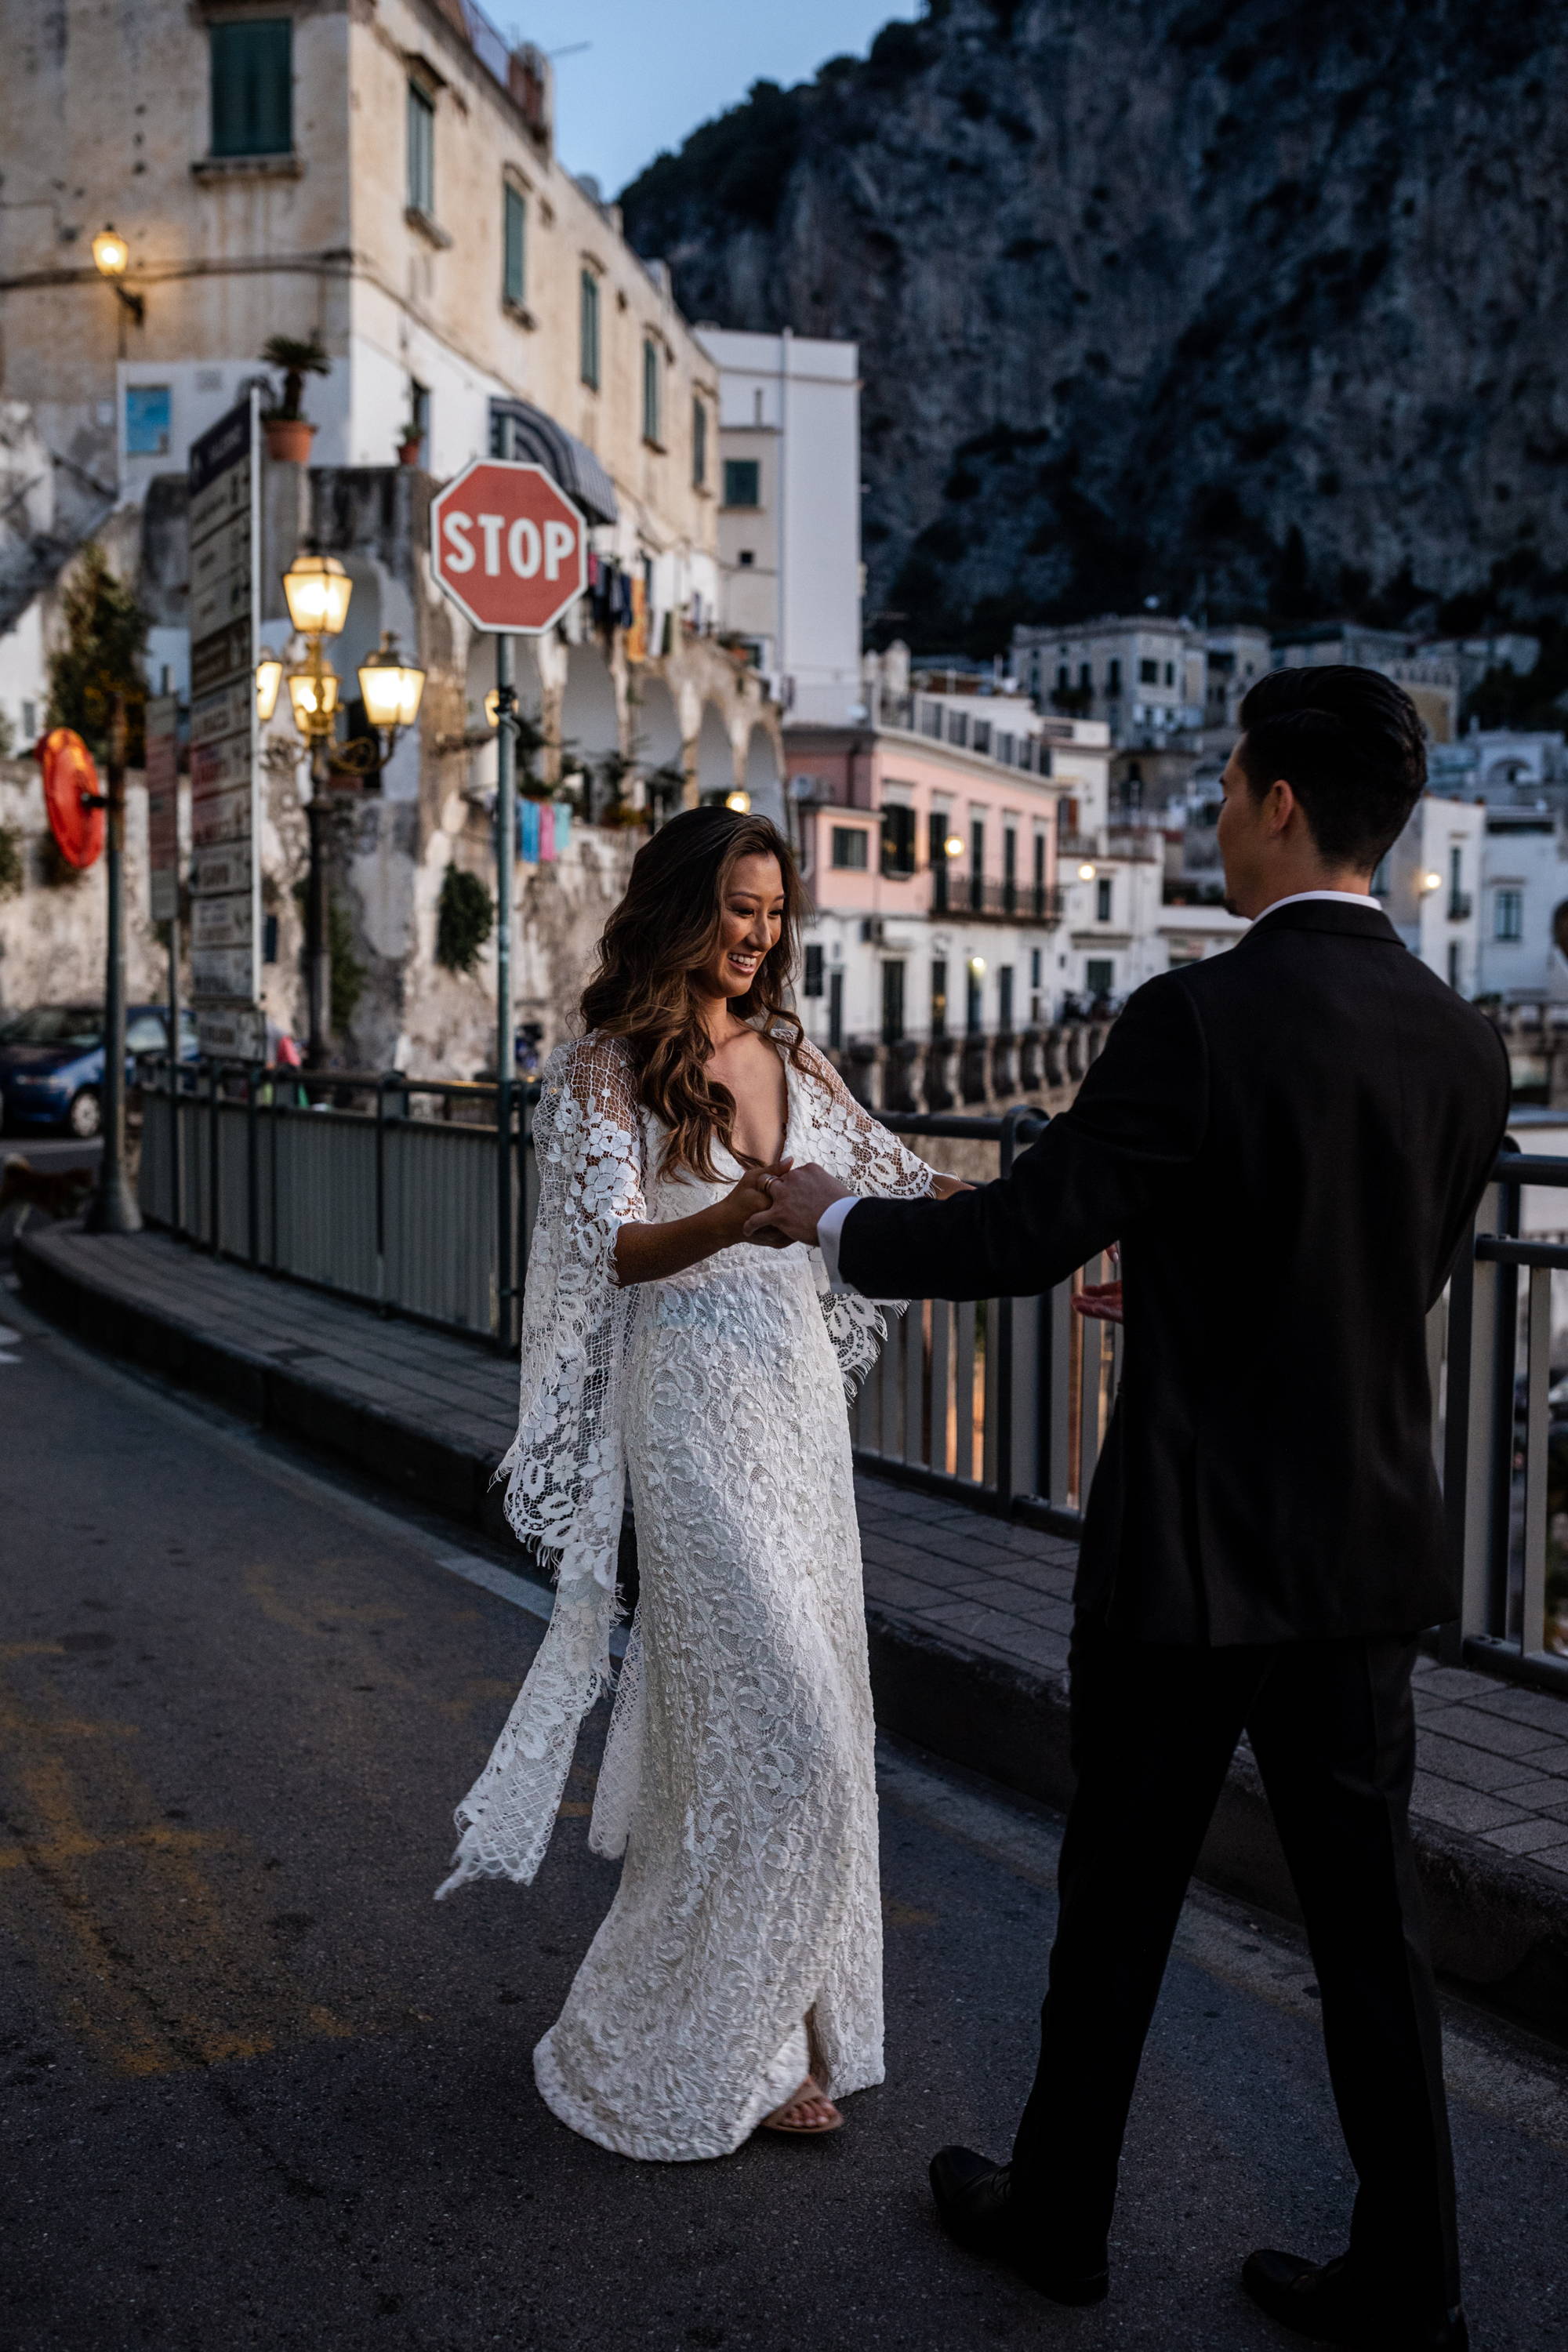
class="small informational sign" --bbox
[144,692,180,924]
[187,394,262,1058]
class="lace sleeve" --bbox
[436,1034,646,1898]
[793,1038,937,1388]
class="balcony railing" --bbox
[850,1122,1568,1690]
[876,690,1053,779]
[956,877,1066,923]
[136,1069,1566,1692]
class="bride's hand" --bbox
[713,1160,793,1248]
[929,1171,975,1200]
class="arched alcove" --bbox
[633,676,683,773]
[696,702,735,800]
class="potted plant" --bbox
[260,331,330,462]
[397,419,423,467]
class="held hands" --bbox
[742,1161,854,1248]
[711,1160,795,1248]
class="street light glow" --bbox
[943,833,964,858]
[1421,870,1443,893]
[92,225,129,279]
[254,655,284,724]
[724,789,751,812]
[1078,862,1097,881]
[358,632,426,731]
[281,552,353,638]
[287,661,341,738]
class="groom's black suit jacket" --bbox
[838,900,1512,1645]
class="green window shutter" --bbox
[723,458,760,508]
[580,271,600,388]
[210,20,292,158]
[407,84,435,214]
[503,185,527,307]
[642,339,661,444]
[691,395,707,488]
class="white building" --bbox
[1377,795,1485,994]
[1012,614,1207,748]
[697,328,862,726]
[1477,811,1568,1003]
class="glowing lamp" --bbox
[92,225,130,280]
[358,632,426,731]
[943,833,965,859]
[254,655,284,724]
[286,662,341,738]
[968,955,987,976]
[281,552,353,638]
[724,789,751,813]
[1078,862,1097,881]
[1421,870,1443,894]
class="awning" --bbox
[488,399,619,528]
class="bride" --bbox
[437,804,961,2160]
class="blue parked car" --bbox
[0,1003,199,1139]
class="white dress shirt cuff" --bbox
[816,1193,859,1294]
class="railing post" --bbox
[206,1060,220,1254]
[1442,1171,1515,1662]
[375,1073,388,1314]
[245,1061,260,1269]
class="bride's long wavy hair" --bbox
[580,804,811,1179]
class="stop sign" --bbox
[430,459,588,633]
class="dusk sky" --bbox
[511,2,921,197]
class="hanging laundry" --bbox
[517,800,541,863]
[553,800,572,857]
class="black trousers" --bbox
[1008,1625,1459,2313]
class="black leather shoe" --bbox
[928,2146,1109,2305]
[1241,2249,1468,2350]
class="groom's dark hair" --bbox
[1236,664,1426,867]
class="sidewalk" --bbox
[16,1218,1568,2045]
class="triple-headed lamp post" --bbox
[259,552,424,1069]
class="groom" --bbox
[752,666,1509,2350]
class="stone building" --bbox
[0,0,784,1068]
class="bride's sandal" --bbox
[760,2075,843,2136]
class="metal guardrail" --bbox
[853,1120,1568,1693]
[137,1059,538,1350]
[134,1070,1567,1690]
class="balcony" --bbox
[1449,891,1474,922]
[949,877,1066,924]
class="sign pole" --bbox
[495,631,516,1350]
[85,695,142,1233]
[168,909,184,1230]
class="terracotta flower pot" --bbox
[263,416,315,463]
[397,439,422,468]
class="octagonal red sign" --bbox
[430,459,588,634]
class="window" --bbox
[503,183,528,308]
[831,826,869,871]
[931,958,948,1036]
[929,811,950,911]
[579,268,601,389]
[1107,656,1121,695]
[1077,662,1091,691]
[1003,824,1018,913]
[880,804,916,878]
[1096,876,1113,923]
[692,396,708,489]
[1163,661,1174,687]
[1055,663,1069,693]
[1495,887,1524,942]
[970,815,985,911]
[803,942,825,997]
[881,961,906,1046]
[828,969,844,1051]
[1029,946,1042,987]
[642,336,662,446]
[737,550,755,568]
[1086,957,1114,996]
[1033,831,1047,913]
[998,965,1014,1029]
[1138,657,1158,684]
[125,1012,167,1054]
[407,82,435,216]
[125,385,171,457]
[209,19,292,157]
[966,964,984,1033]
[408,381,430,466]
[723,458,760,509]
[263,913,279,966]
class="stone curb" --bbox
[19,1222,1568,2050]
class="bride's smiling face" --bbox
[696,851,786,1002]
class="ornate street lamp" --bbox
[357,632,426,738]
[271,551,353,1072]
[281,551,353,638]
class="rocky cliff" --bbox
[622,0,1568,652]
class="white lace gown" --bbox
[436,1029,935,2162]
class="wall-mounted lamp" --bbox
[1421,870,1443,895]
[943,833,965,859]
[1077,862,1097,882]
[724,789,751,813]
[92,223,145,325]
[968,955,987,976]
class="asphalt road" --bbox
[2,1282,1566,2352]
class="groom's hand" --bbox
[742,1160,851,1247]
